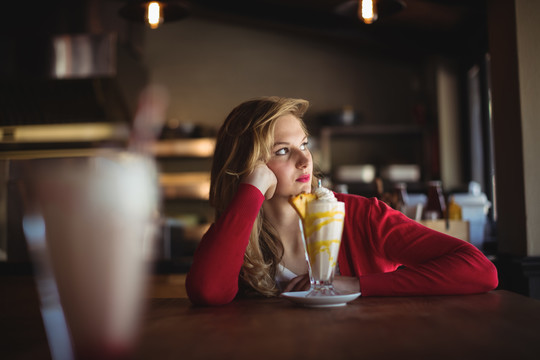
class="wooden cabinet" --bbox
[150,138,215,201]
[150,138,216,272]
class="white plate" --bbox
[281,291,361,308]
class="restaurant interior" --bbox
[2,1,540,359]
[1,0,539,301]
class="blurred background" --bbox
[1,0,539,298]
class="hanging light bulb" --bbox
[146,1,163,29]
[119,1,190,29]
[359,0,378,24]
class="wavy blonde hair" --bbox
[210,96,311,296]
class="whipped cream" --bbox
[313,187,337,202]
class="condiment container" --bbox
[453,182,491,248]
[424,180,446,220]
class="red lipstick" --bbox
[297,174,311,183]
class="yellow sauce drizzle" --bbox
[304,208,345,238]
[306,239,341,267]
[301,204,344,269]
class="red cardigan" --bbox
[186,184,498,306]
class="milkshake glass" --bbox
[300,188,345,297]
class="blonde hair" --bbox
[210,96,310,296]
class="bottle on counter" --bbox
[392,182,408,213]
[424,180,446,220]
[334,183,349,194]
[447,195,462,220]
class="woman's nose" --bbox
[295,150,310,169]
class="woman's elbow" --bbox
[471,257,499,292]
[483,259,499,290]
[185,277,237,306]
[187,290,236,306]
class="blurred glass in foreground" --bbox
[21,150,160,360]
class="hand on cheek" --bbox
[241,164,277,199]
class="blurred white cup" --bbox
[21,150,160,360]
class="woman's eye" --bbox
[300,142,309,150]
[275,148,289,156]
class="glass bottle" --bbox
[447,195,462,220]
[393,182,408,213]
[424,180,446,220]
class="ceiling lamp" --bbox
[359,0,377,24]
[147,2,163,29]
[119,1,190,29]
[358,0,406,24]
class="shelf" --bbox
[153,138,215,248]
[320,124,424,137]
[0,148,118,160]
[317,124,430,187]
[159,172,210,200]
[150,138,216,158]
[0,123,129,143]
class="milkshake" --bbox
[290,187,345,296]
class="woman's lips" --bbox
[296,174,311,183]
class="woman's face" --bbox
[266,114,313,197]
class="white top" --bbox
[275,264,298,291]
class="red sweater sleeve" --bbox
[336,194,498,296]
[185,183,264,306]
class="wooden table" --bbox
[134,291,540,360]
[3,275,540,359]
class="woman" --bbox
[185,96,498,306]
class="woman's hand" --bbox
[281,275,360,294]
[333,276,361,293]
[241,164,277,199]
[282,274,310,293]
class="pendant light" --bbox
[359,0,378,24]
[358,0,406,24]
[119,1,190,29]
